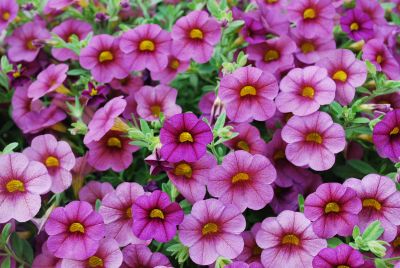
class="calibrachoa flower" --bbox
[160,113,213,163]
[0,0,18,31]
[132,190,184,242]
[304,183,362,238]
[171,10,222,63]
[0,153,51,223]
[256,210,327,268]
[32,242,62,268]
[340,9,374,41]
[219,66,279,122]
[80,34,132,83]
[344,174,400,241]
[316,49,367,106]
[179,199,246,265]
[121,244,171,267]
[208,150,276,212]
[99,182,147,246]
[281,111,346,171]
[45,201,106,260]
[109,74,143,94]
[223,123,267,155]
[373,109,400,162]
[23,134,75,193]
[275,66,336,116]
[150,53,190,83]
[135,85,182,121]
[312,244,365,268]
[78,181,114,207]
[166,153,217,204]
[235,223,263,266]
[120,24,171,72]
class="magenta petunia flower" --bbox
[80,34,132,83]
[0,0,18,31]
[99,182,147,246]
[78,181,113,207]
[45,201,106,260]
[343,174,400,242]
[160,113,213,163]
[259,6,290,36]
[6,21,50,62]
[233,10,268,44]
[275,66,336,116]
[51,19,92,61]
[32,241,62,268]
[256,210,327,268]
[23,134,75,193]
[316,49,367,106]
[60,238,123,268]
[132,190,184,243]
[362,39,400,80]
[84,96,127,144]
[219,66,279,122]
[27,64,69,100]
[150,53,190,84]
[87,130,139,172]
[171,10,222,63]
[0,153,51,223]
[340,9,374,41]
[145,147,173,176]
[281,111,346,171]
[109,74,143,95]
[235,223,263,266]
[135,85,182,121]
[373,109,400,162]
[356,0,386,25]
[287,0,336,39]
[255,0,287,11]
[208,150,276,212]
[246,36,296,74]
[166,153,217,204]
[179,199,246,265]
[121,244,171,268]
[224,123,267,155]
[120,24,171,72]
[312,244,365,268]
[304,183,362,238]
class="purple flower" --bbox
[312,244,365,268]
[132,190,184,242]
[224,123,267,155]
[160,113,213,163]
[373,109,400,162]
[122,244,171,267]
[357,0,386,25]
[340,9,374,41]
[0,0,18,31]
[144,148,173,176]
[235,223,263,266]
[150,53,190,84]
[78,181,113,208]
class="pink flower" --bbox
[235,223,263,266]
[0,0,18,31]
[78,181,113,207]
[121,244,171,267]
[223,123,267,155]
[150,53,190,84]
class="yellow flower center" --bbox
[174,163,193,178]
[45,156,60,168]
[252,245,262,256]
[88,256,103,268]
[236,141,250,152]
[362,198,382,211]
[12,71,20,78]
[107,137,122,148]
[273,150,285,160]
[324,202,340,213]
[69,222,85,233]
[303,8,316,19]
[337,266,350,268]
[264,49,280,62]
[6,179,25,193]
[281,234,300,245]
[98,51,113,62]
[139,40,155,51]
[306,132,323,144]
[266,0,278,3]
[179,132,193,143]
[26,40,35,50]
[170,59,180,70]
[149,208,165,219]
[189,28,204,39]
[2,12,10,21]
[376,55,383,64]
[90,88,98,96]
[350,22,359,31]
[301,86,315,98]
[392,237,400,248]
[301,42,315,54]
[150,105,161,117]
[202,223,218,235]
[390,127,400,136]
[126,207,132,218]
[232,172,250,183]
[240,85,257,97]
[333,70,348,82]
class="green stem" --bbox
[3,243,29,267]
[137,0,150,19]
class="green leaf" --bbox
[329,101,343,116]
[298,194,304,213]
[1,223,11,242]
[374,259,389,268]
[362,220,384,242]
[213,113,226,133]
[67,69,89,76]
[95,199,101,211]
[366,60,377,75]
[327,237,343,248]
[347,160,377,175]
[1,143,18,154]
[352,225,360,240]
[352,117,370,124]
[139,119,151,135]
[0,256,10,268]
[224,20,245,35]
[10,233,34,264]
[207,0,220,18]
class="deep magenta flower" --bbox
[312,244,365,268]
[0,153,51,223]
[135,85,182,121]
[256,210,327,268]
[344,174,400,242]
[132,190,184,242]
[179,199,246,265]
[224,123,267,155]
[275,66,336,116]
[121,244,171,268]
[281,111,346,171]
[340,9,374,41]
[0,0,18,31]
[357,0,386,25]
[172,10,221,63]
[99,182,147,246]
[160,113,213,163]
[304,183,362,238]
[23,134,75,193]
[219,66,279,122]
[80,34,131,83]
[120,24,171,72]
[208,150,276,212]
[78,181,114,208]
[373,109,400,162]
[45,201,106,260]
[316,49,367,106]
